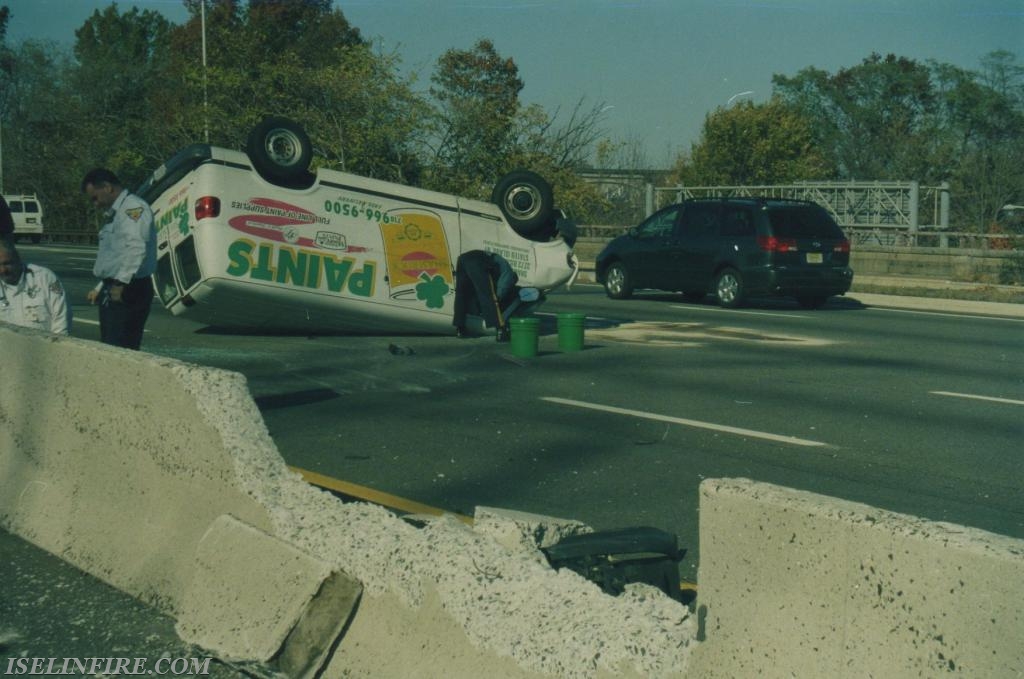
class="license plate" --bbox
[806,252,823,264]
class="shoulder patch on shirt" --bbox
[125,207,145,221]
[49,281,64,297]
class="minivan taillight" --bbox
[195,196,221,220]
[757,236,798,252]
[833,240,850,254]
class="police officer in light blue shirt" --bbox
[82,168,156,350]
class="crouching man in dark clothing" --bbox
[452,250,518,341]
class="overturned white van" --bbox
[138,118,578,334]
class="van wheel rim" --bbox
[717,275,738,303]
[504,184,542,221]
[264,128,303,167]
[607,267,624,294]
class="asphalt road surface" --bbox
[20,244,1024,582]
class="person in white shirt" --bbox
[81,168,156,350]
[0,237,71,335]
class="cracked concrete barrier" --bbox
[690,478,1024,678]
[0,324,697,678]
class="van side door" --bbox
[625,205,683,290]
[670,202,723,292]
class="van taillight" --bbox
[195,196,221,220]
[757,236,797,252]
[834,240,850,253]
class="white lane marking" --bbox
[930,391,1024,406]
[671,305,807,319]
[542,397,830,448]
[872,307,1024,323]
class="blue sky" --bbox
[5,0,1023,166]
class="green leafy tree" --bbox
[427,41,610,220]
[673,98,833,186]
[772,51,1024,229]
[510,100,612,224]
[165,0,422,183]
[246,0,363,65]
[773,53,946,182]
[427,39,523,196]
[0,39,87,231]
[288,44,429,184]
[72,4,174,181]
[942,51,1024,229]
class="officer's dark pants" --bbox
[452,251,502,329]
[99,276,153,350]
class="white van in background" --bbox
[4,194,44,243]
[137,117,579,335]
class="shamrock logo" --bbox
[415,272,449,309]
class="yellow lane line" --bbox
[289,466,474,524]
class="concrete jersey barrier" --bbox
[0,323,697,678]
[3,323,1021,677]
[691,478,1024,678]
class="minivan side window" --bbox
[678,203,720,239]
[722,207,755,237]
[636,206,681,238]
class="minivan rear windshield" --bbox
[767,207,845,240]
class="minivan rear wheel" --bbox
[604,262,633,299]
[714,268,744,308]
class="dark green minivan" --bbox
[596,198,853,308]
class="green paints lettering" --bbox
[225,239,374,297]
[323,256,352,292]
[157,199,190,236]
[226,239,253,276]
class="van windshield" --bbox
[767,207,845,240]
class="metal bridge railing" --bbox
[651,181,951,231]
[577,224,1022,251]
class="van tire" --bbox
[491,169,555,237]
[714,268,744,308]
[603,262,633,299]
[247,117,313,184]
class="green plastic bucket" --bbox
[557,313,586,352]
[509,317,540,358]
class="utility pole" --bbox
[201,0,209,143]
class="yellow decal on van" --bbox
[380,210,452,308]
[226,238,375,297]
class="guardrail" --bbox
[34,231,99,245]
